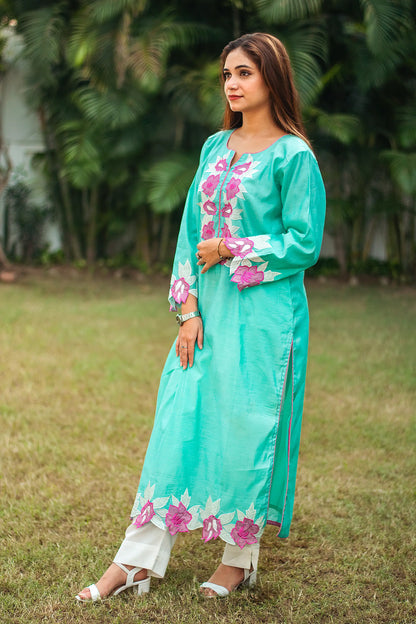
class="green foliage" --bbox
[255,0,322,23]
[143,154,198,214]
[2,0,416,276]
[382,151,416,196]
[3,179,50,261]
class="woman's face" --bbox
[223,47,270,116]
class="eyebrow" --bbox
[223,64,253,71]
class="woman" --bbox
[76,32,325,601]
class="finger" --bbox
[180,344,188,369]
[197,325,204,350]
[175,336,180,357]
[188,342,195,368]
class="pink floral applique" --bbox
[231,265,264,291]
[215,158,228,172]
[171,277,190,303]
[231,517,259,549]
[233,162,251,175]
[202,515,222,543]
[224,237,254,258]
[202,174,220,197]
[133,501,155,528]
[202,200,217,215]
[221,224,231,238]
[225,177,241,200]
[165,502,192,536]
[202,221,215,240]
[221,203,233,218]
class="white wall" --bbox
[0,26,60,252]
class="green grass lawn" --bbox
[1,273,415,624]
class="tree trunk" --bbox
[39,107,83,261]
[159,212,171,263]
[333,226,349,276]
[0,242,10,268]
[85,186,98,266]
[135,206,151,266]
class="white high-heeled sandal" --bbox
[75,562,151,602]
[200,568,257,598]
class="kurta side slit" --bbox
[130,131,325,548]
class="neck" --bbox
[239,107,278,137]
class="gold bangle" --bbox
[217,237,225,261]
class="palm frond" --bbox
[165,62,223,129]
[382,150,416,196]
[347,35,405,91]
[254,0,322,24]
[360,0,413,56]
[19,5,66,70]
[397,107,416,149]
[143,154,198,214]
[127,18,214,90]
[280,22,327,107]
[57,120,104,188]
[312,109,362,144]
[73,87,146,129]
[85,0,148,23]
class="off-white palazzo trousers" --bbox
[114,522,260,579]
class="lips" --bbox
[228,95,242,101]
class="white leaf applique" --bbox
[180,489,191,508]
[264,269,281,282]
[143,482,155,501]
[178,260,196,286]
[200,496,221,520]
[250,234,272,250]
[152,514,166,530]
[218,511,235,525]
[245,503,257,520]
[187,505,202,530]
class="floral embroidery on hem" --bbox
[231,517,260,549]
[166,501,192,535]
[133,500,155,528]
[131,486,266,545]
[202,515,222,542]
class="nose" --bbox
[227,76,238,91]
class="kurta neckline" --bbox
[225,128,291,165]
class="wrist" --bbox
[218,238,232,258]
[176,310,201,325]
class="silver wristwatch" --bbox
[176,310,201,326]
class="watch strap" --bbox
[176,310,200,325]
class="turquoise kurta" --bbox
[131,130,325,546]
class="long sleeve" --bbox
[168,138,214,311]
[223,149,326,291]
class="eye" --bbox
[240,70,251,77]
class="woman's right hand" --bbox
[175,317,204,370]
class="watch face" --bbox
[175,314,182,325]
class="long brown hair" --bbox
[220,33,311,149]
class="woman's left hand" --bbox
[196,238,228,273]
